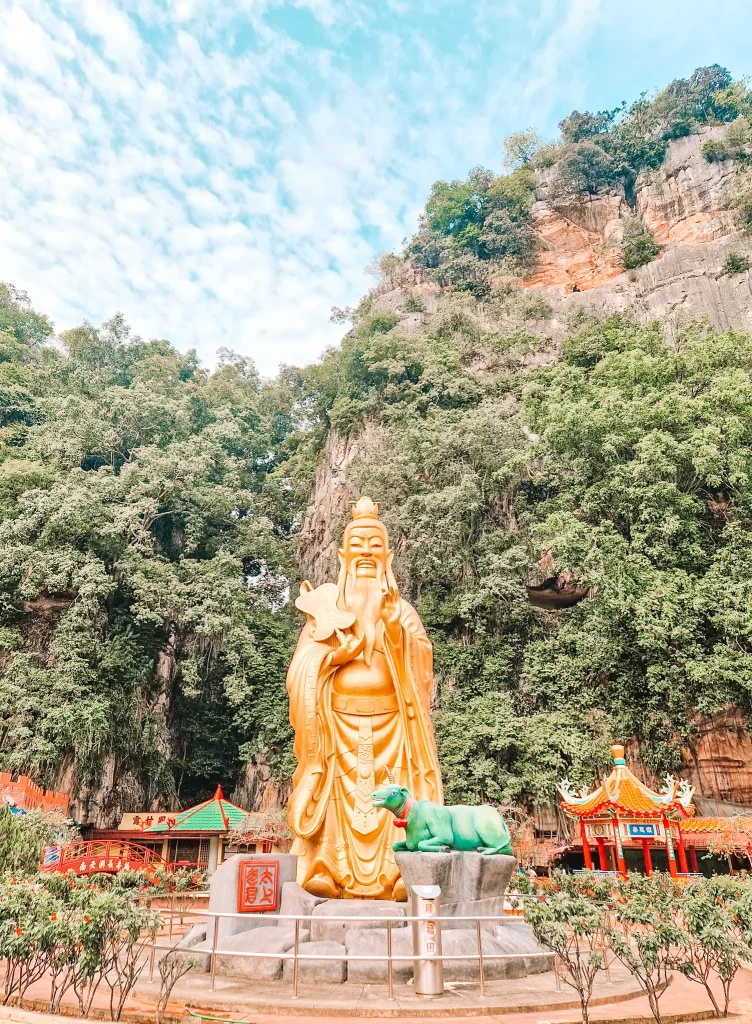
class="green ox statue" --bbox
[371,774,513,855]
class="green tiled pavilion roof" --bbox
[146,785,249,834]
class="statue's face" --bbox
[342,525,388,580]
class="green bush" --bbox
[723,116,752,159]
[520,292,552,320]
[722,251,751,274]
[730,188,752,230]
[364,312,399,336]
[702,138,730,162]
[620,216,663,269]
[0,805,79,874]
[550,142,617,201]
[531,142,561,168]
[403,294,426,313]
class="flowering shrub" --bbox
[519,871,613,1024]
[521,870,752,1024]
[608,873,684,1024]
[0,871,160,1016]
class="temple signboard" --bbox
[237,858,279,913]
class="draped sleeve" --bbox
[285,622,338,838]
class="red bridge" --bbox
[41,840,167,875]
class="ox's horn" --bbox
[384,767,395,785]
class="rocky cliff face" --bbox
[304,132,752,579]
[300,131,752,812]
[524,131,752,334]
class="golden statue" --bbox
[286,497,443,899]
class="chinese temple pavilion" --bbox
[144,785,249,872]
[91,785,251,873]
[558,744,696,877]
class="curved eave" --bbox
[561,799,695,820]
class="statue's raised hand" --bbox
[380,583,401,643]
[329,629,366,666]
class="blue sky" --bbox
[0,0,750,374]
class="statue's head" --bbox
[337,497,399,664]
[371,784,410,814]
[339,497,391,582]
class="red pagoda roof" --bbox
[558,745,695,821]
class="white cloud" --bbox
[0,0,670,374]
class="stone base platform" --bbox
[197,851,549,985]
[133,960,655,1018]
[395,852,516,928]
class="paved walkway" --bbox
[6,966,752,1023]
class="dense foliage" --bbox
[0,284,299,811]
[300,297,752,803]
[400,65,752,293]
[0,805,78,874]
[4,64,752,824]
[551,64,752,202]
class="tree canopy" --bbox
[3,64,752,821]
[0,295,299,813]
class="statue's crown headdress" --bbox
[341,495,389,549]
[350,496,380,522]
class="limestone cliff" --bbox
[524,130,752,332]
[301,129,752,812]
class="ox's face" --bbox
[371,784,410,813]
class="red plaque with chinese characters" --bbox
[237,858,279,913]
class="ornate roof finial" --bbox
[611,743,626,766]
[350,496,380,521]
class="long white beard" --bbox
[343,575,383,666]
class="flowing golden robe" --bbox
[287,597,442,899]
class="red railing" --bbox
[41,840,167,875]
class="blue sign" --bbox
[627,823,656,838]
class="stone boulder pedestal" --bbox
[395,851,516,929]
[207,853,297,940]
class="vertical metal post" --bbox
[387,918,394,1001]
[410,885,443,997]
[169,893,174,940]
[209,914,219,991]
[149,939,156,984]
[475,919,486,997]
[554,953,562,993]
[292,918,300,999]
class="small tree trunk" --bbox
[646,986,662,1024]
[702,981,721,1017]
[723,976,733,1017]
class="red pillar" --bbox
[596,837,608,871]
[580,818,593,870]
[676,825,689,875]
[613,816,627,878]
[663,816,678,878]
[690,846,699,873]
[642,839,653,876]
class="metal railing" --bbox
[144,895,559,1001]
